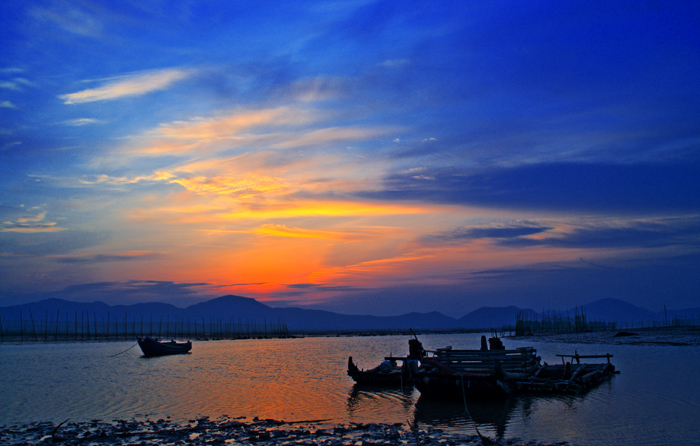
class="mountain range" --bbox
[1,295,698,332]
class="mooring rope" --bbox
[461,374,493,445]
[109,342,138,357]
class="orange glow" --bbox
[253,224,364,241]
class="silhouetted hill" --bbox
[459,306,538,330]
[580,298,656,322]
[0,295,697,333]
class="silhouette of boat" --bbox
[347,356,412,387]
[137,337,192,357]
[413,335,617,400]
[347,336,425,387]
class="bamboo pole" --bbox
[29,309,38,341]
[55,310,60,340]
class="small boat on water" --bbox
[347,337,424,387]
[137,337,192,357]
[347,356,413,387]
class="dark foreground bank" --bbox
[0,416,567,446]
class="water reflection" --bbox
[346,384,415,422]
[414,396,515,439]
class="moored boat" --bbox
[412,336,617,400]
[413,338,540,400]
[347,336,425,387]
[137,337,192,357]
[347,356,412,387]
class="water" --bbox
[1,333,699,446]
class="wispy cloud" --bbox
[171,174,288,196]
[1,211,67,233]
[30,3,103,38]
[0,101,17,109]
[62,118,103,126]
[0,78,34,91]
[60,68,194,104]
[52,251,161,264]
[253,224,365,241]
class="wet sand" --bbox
[0,416,565,445]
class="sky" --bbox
[1,0,699,316]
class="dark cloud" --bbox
[360,162,700,213]
[53,252,162,263]
[499,218,700,249]
[3,280,215,307]
[422,224,552,246]
[0,230,109,255]
[309,253,700,316]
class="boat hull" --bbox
[413,373,510,400]
[137,337,192,357]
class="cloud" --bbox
[0,101,17,109]
[0,78,34,91]
[253,224,364,241]
[30,2,104,37]
[498,217,700,250]
[51,251,162,264]
[33,280,218,306]
[62,118,102,126]
[1,211,67,233]
[270,126,392,150]
[155,106,310,140]
[60,68,194,104]
[361,162,700,213]
[170,174,288,196]
[425,223,552,245]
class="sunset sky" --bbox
[1,1,699,316]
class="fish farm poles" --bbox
[29,309,37,341]
[55,310,60,340]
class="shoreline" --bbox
[509,326,700,347]
[0,416,566,446]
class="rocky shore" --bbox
[0,416,567,446]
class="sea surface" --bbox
[1,333,699,446]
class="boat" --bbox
[413,338,540,400]
[412,336,617,400]
[347,356,413,387]
[137,337,192,357]
[347,336,425,387]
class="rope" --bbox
[109,342,138,357]
[461,375,493,445]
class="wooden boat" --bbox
[412,336,617,400]
[414,340,540,400]
[511,352,617,394]
[347,356,413,387]
[347,336,425,387]
[137,337,192,357]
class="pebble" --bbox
[0,417,569,446]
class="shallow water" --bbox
[1,333,698,446]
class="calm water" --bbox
[1,333,699,446]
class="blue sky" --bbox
[1,0,699,316]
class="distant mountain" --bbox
[459,306,539,330]
[580,298,656,322]
[0,295,697,333]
